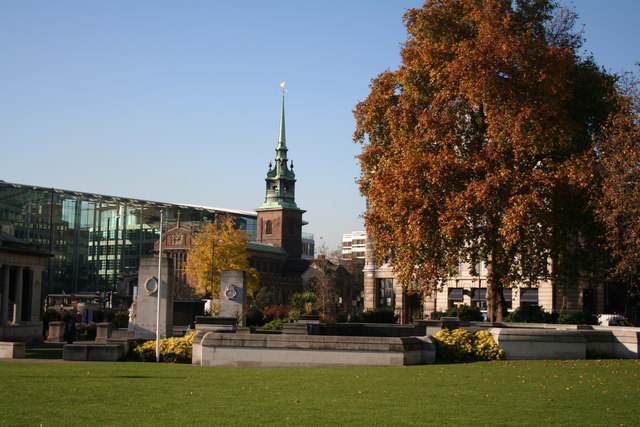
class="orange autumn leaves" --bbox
[354,0,626,320]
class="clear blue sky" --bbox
[1,1,638,251]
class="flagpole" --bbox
[156,210,164,363]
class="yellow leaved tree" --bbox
[185,215,259,298]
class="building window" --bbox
[448,288,464,309]
[265,220,272,235]
[471,288,487,310]
[376,278,394,308]
[520,288,538,306]
[503,288,513,310]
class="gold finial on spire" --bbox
[280,81,287,95]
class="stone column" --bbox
[13,267,23,324]
[29,268,42,322]
[1,265,9,326]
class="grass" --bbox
[25,346,64,359]
[0,359,638,426]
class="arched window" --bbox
[265,220,272,235]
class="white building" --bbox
[341,231,366,260]
[363,233,605,324]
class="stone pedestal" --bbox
[95,322,112,343]
[47,321,65,342]
[218,270,246,326]
[131,257,174,339]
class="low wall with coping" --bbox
[192,331,436,367]
[1,322,43,344]
[489,328,586,360]
[0,341,26,358]
[416,319,639,359]
[63,342,126,361]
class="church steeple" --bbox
[276,95,287,159]
[256,84,305,259]
[261,91,297,209]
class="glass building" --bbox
[0,181,257,295]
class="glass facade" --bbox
[0,181,257,295]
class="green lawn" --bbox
[0,359,638,426]
[25,346,64,359]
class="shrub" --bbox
[131,331,196,363]
[504,304,558,323]
[351,309,397,323]
[430,310,445,320]
[264,304,290,321]
[320,313,334,324]
[557,311,599,325]
[444,305,484,321]
[290,292,317,313]
[75,323,97,341]
[246,306,267,327]
[259,318,287,330]
[334,312,349,323]
[432,328,505,362]
[111,312,129,328]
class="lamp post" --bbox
[155,210,164,363]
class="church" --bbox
[154,93,309,306]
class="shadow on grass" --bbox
[26,347,63,359]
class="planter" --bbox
[195,316,237,333]
[295,315,321,325]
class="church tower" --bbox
[256,90,305,258]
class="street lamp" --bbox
[155,210,164,363]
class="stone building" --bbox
[364,232,606,324]
[0,229,50,342]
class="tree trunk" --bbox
[486,244,507,322]
[486,281,507,322]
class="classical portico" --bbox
[0,231,49,343]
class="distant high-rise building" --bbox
[342,231,366,260]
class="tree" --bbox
[596,72,640,297]
[185,215,259,299]
[306,259,339,315]
[354,0,616,321]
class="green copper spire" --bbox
[260,87,298,209]
[276,95,287,160]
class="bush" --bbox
[75,323,97,341]
[432,328,505,362]
[111,312,129,328]
[258,318,288,330]
[264,304,290,321]
[290,292,317,313]
[334,312,349,323]
[557,311,599,325]
[131,331,196,363]
[430,310,445,320]
[504,304,558,323]
[246,306,267,327]
[444,305,484,321]
[351,309,397,323]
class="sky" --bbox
[1,1,638,251]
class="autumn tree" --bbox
[354,0,615,320]
[185,215,259,299]
[596,72,640,296]
[306,259,339,315]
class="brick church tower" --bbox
[256,92,305,258]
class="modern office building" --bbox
[341,231,366,260]
[0,180,258,296]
